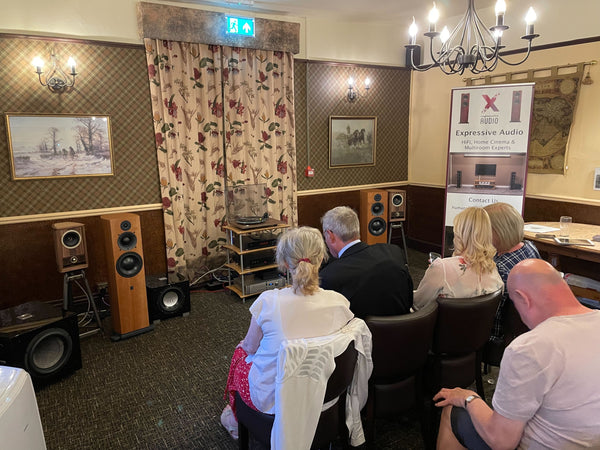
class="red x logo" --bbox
[482,94,499,112]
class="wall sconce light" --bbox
[346,77,371,103]
[32,51,77,93]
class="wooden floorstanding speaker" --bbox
[100,212,153,341]
[359,189,388,245]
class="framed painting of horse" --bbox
[329,116,376,168]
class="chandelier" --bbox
[405,0,539,75]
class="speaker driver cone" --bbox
[25,328,73,377]
[61,230,82,249]
[392,194,403,206]
[371,202,385,216]
[368,217,387,236]
[116,252,144,278]
[159,288,184,313]
[117,232,138,251]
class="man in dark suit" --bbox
[319,206,413,319]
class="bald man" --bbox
[433,259,600,449]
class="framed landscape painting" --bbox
[6,113,114,180]
[329,116,376,168]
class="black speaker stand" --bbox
[387,221,409,267]
[63,269,104,338]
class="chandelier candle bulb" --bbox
[428,3,439,33]
[409,17,417,45]
[525,7,536,36]
[495,0,506,27]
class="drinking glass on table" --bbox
[559,216,572,237]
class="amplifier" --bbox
[230,231,278,251]
[231,250,276,269]
[234,274,287,296]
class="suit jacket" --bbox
[319,242,413,319]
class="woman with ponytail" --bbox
[220,226,354,439]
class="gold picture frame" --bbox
[329,115,376,168]
[6,113,114,180]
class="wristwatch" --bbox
[464,394,481,408]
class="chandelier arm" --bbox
[497,42,534,66]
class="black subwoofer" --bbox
[146,273,191,323]
[0,301,82,387]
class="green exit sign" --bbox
[226,16,255,37]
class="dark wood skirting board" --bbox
[0,209,167,310]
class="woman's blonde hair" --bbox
[276,226,328,295]
[483,202,524,253]
[453,207,497,275]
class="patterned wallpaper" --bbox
[0,36,160,217]
[295,61,411,191]
[0,35,411,218]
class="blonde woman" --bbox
[413,207,503,310]
[221,226,354,439]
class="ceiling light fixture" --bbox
[405,0,539,75]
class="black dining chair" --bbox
[235,341,358,449]
[364,300,438,447]
[427,290,502,399]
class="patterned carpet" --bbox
[34,248,495,449]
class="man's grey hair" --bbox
[321,206,360,241]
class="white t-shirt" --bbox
[247,287,354,413]
[493,311,600,449]
[413,256,503,310]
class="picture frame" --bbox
[329,116,376,168]
[5,113,114,180]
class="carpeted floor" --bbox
[34,247,496,449]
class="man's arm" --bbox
[434,387,525,450]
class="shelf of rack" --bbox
[224,220,290,299]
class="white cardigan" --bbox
[271,318,373,449]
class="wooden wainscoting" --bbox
[0,209,166,310]
[297,185,447,254]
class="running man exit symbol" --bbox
[226,16,255,37]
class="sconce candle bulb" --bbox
[525,7,537,36]
[345,77,372,103]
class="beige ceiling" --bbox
[162,0,499,22]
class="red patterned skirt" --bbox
[224,346,258,416]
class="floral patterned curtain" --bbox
[221,47,297,225]
[144,39,297,280]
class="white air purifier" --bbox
[0,366,46,449]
